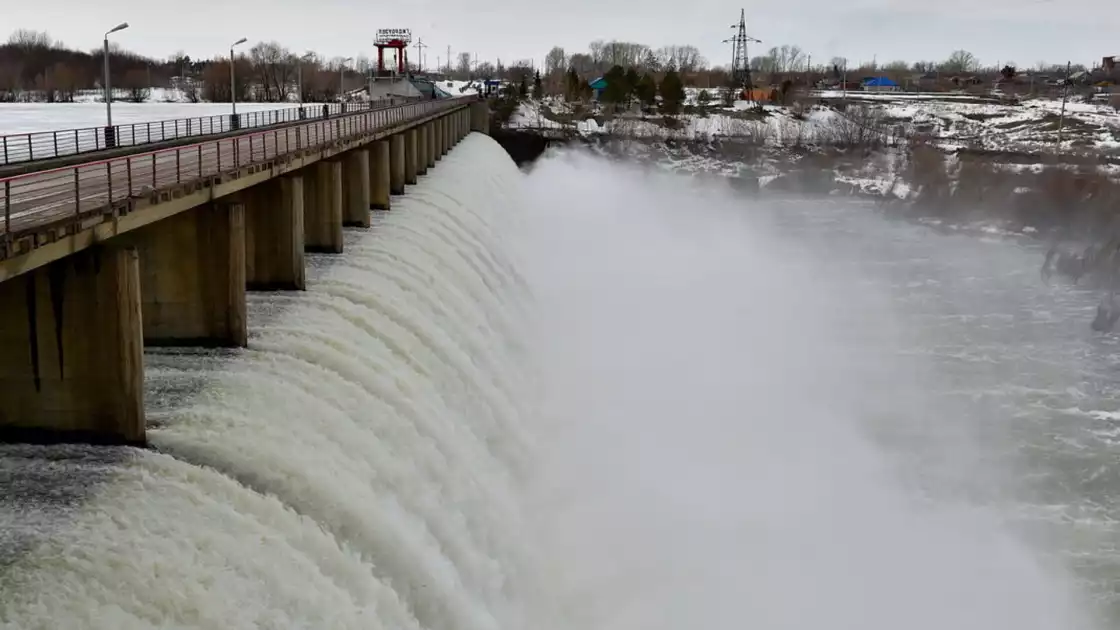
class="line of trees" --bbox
[0,28,374,103]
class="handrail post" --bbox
[4,180,11,243]
[73,168,81,216]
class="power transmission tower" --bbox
[413,38,427,73]
[722,9,761,92]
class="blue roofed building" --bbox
[862,76,901,92]
[589,76,608,100]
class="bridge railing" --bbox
[0,97,426,166]
[1,95,475,255]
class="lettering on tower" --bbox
[375,29,412,45]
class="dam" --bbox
[2,130,1120,630]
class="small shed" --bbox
[588,76,608,100]
[862,76,900,92]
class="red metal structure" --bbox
[375,29,412,75]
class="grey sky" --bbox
[7,0,1112,70]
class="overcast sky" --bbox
[7,0,1112,70]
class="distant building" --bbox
[862,76,900,92]
[588,76,608,100]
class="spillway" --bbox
[2,134,1118,630]
[0,134,540,630]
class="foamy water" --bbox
[1,135,1117,629]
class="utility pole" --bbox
[446,45,451,74]
[1056,60,1072,152]
[413,38,427,73]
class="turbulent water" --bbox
[2,133,1120,629]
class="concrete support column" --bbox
[343,149,371,228]
[244,176,305,291]
[370,140,391,210]
[404,129,418,185]
[426,122,437,169]
[303,160,344,253]
[120,202,247,347]
[0,246,145,445]
[435,117,445,160]
[470,100,490,135]
[456,110,464,143]
[417,125,429,175]
[389,134,406,195]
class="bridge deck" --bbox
[1,97,471,263]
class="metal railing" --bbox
[0,97,426,166]
[1,95,475,256]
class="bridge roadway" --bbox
[0,96,472,266]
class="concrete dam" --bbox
[0,125,543,628]
[3,95,1118,630]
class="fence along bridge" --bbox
[0,94,490,446]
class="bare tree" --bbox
[456,52,472,76]
[7,29,52,50]
[122,68,150,102]
[544,46,566,74]
[942,50,978,73]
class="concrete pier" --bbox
[417,125,429,175]
[389,134,406,195]
[304,160,344,253]
[471,100,490,134]
[370,140,391,210]
[244,176,306,291]
[405,129,418,185]
[343,149,371,227]
[118,202,247,347]
[0,246,145,445]
[435,118,444,160]
[427,121,437,169]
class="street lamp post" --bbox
[102,22,129,148]
[297,52,314,106]
[229,37,247,129]
[340,57,353,102]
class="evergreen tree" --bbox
[635,73,658,108]
[624,67,640,102]
[532,70,543,99]
[518,75,528,98]
[697,89,711,106]
[659,69,686,115]
[602,64,628,106]
[566,67,582,101]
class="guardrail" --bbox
[1,95,475,257]
[0,98,425,166]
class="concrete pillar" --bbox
[446,113,454,148]
[370,140,391,210]
[435,118,444,160]
[343,149,371,228]
[0,246,145,445]
[470,100,490,135]
[455,110,463,143]
[244,176,305,291]
[417,125,429,175]
[389,134,406,195]
[118,202,247,347]
[303,160,344,253]
[404,129,418,185]
[426,122,437,169]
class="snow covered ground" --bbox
[508,93,1120,156]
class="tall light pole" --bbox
[339,56,353,101]
[230,37,248,121]
[102,22,129,134]
[297,52,314,105]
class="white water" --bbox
[0,135,1112,629]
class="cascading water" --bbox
[0,134,543,630]
[1,133,1117,630]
